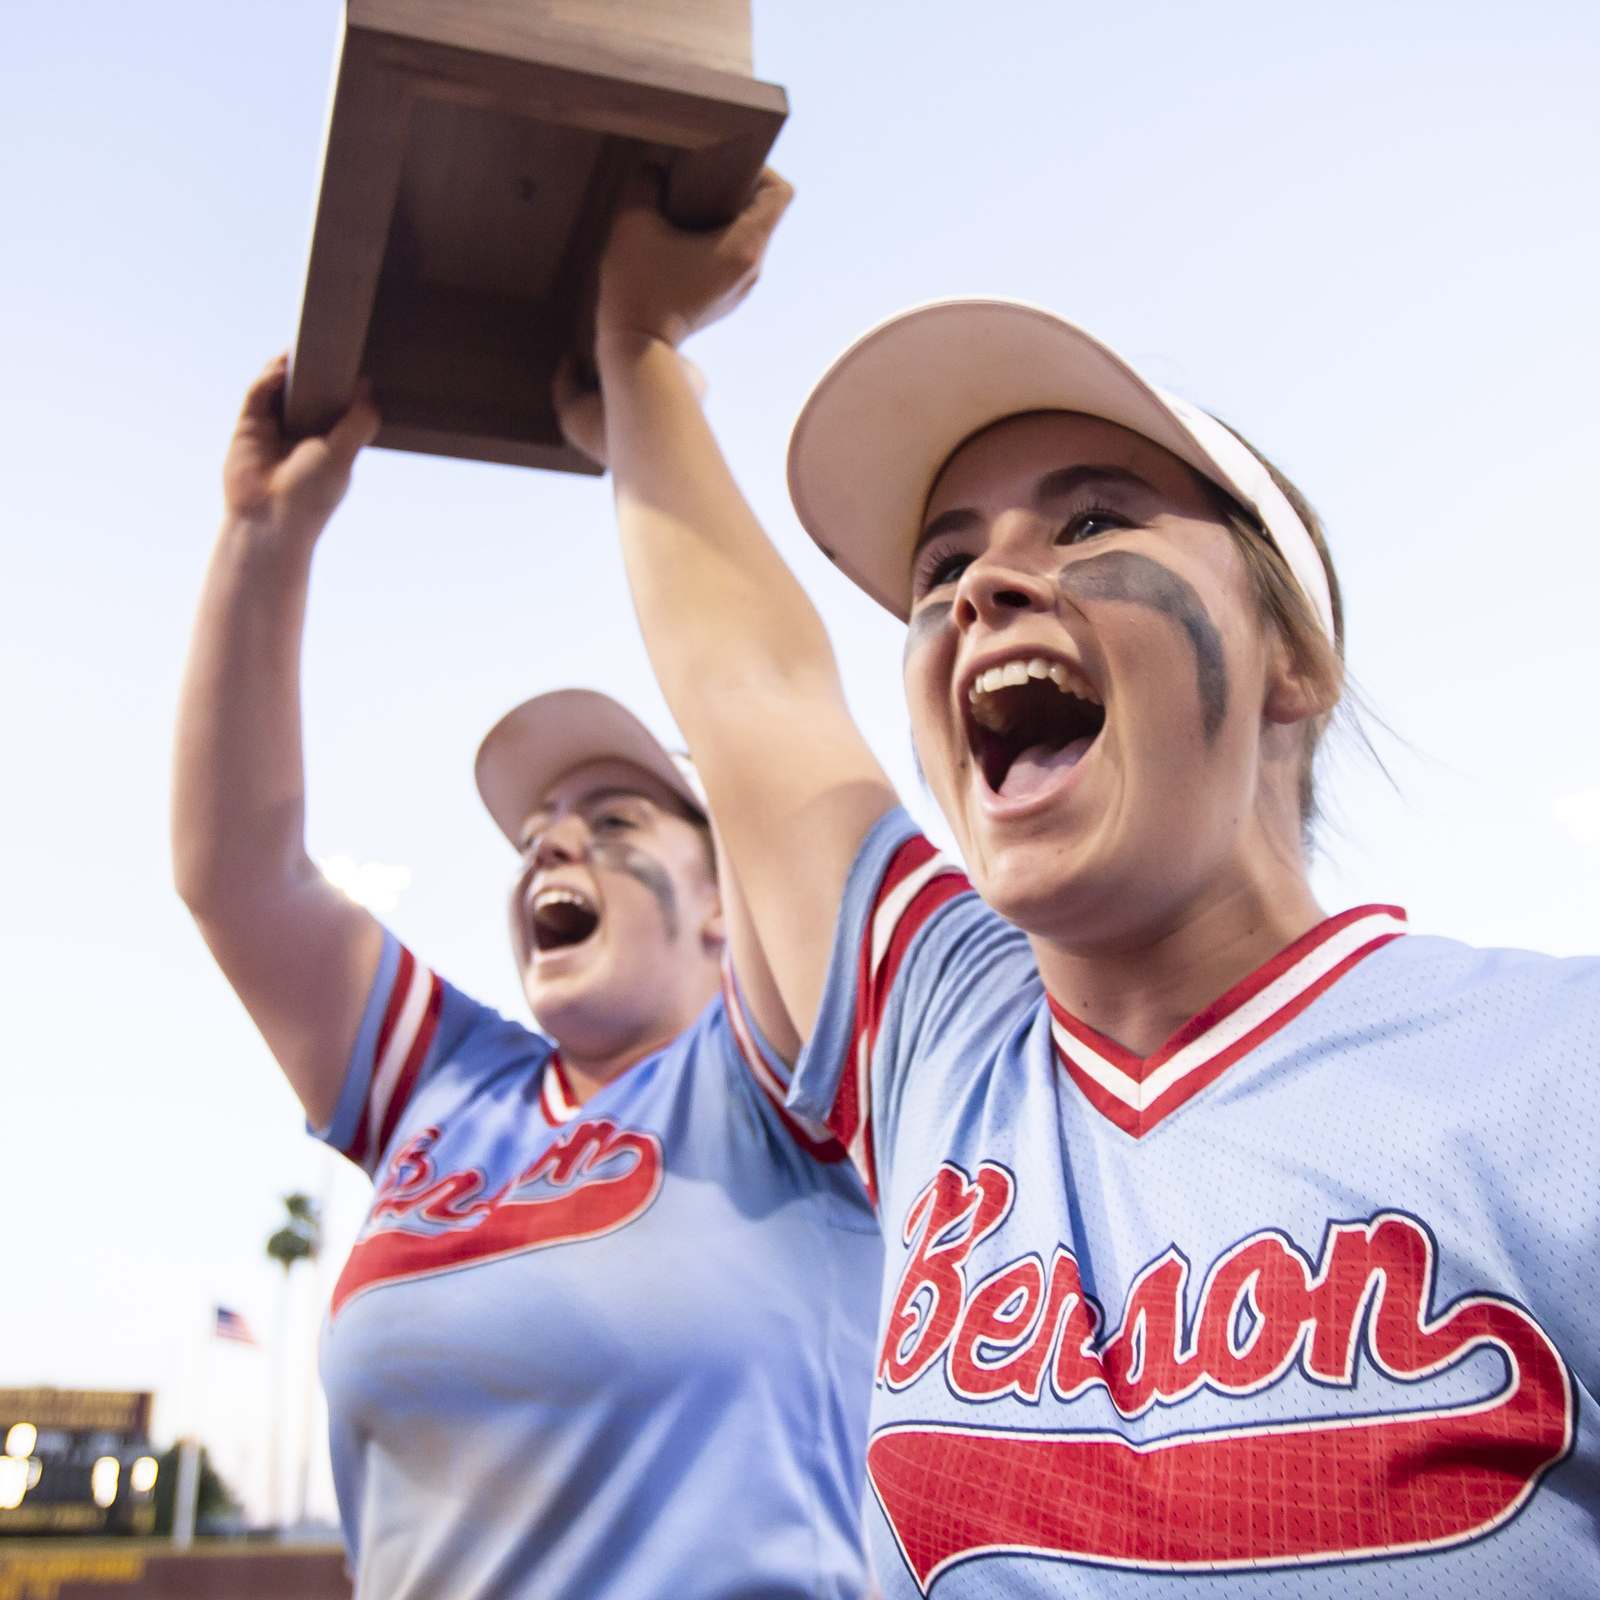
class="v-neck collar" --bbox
[535,1032,676,1128]
[1047,904,1407,1138]
[538,1052,581,1127]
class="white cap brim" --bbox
[475,689,705,849]
[787,298,1333,638]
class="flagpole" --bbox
[173,1301,211,1549]
[172,1436,201,1549]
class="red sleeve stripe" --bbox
[348,946,413,1167]
[349,948,440,1171]
[826,837,970,1204]
[869,838,955,971]
[375,973,442,1156]
[721,962,848,1164]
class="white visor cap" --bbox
[475,688,706,851]
[787,299,1335,641]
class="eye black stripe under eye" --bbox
[904,600,953,657]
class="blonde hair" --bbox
[1201,430,1347,841]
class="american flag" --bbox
[213,1305,258,1345]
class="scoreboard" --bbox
[0,1389,159,1536]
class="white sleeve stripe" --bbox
[869,853,958,975]
[724,969,791,1104]
[848,1028,874,1185]
[366,959,434,1144]
[845,844,961,1201]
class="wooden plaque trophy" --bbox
[285,1,788,473]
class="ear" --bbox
[1261,633,1337,727]
[699,882,728,955]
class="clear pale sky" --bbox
[5,0,1596,1524]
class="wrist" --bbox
[595,327,692,392]
[217,509,324,572]
[596,319,685,364]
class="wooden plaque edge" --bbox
[284,18,788,470]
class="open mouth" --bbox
[530,886,601,952]
[964,655,1106,801]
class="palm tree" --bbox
[265,1193,321,1525]
[267,1192,320,1271]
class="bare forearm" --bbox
[600,333,847,724]
[171,517,319,910]
[597,331,895,1033]
[176,361,386,1124]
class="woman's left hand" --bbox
[595,167,793,354]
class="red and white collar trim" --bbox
[1049,904,1407,1139]
[538,1053,580,1126]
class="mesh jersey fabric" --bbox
[316,930,882,1600]
[788,807,1599,1599]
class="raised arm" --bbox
[171,356,383,1128]
[580,175,899,1037]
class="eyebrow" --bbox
[915,464,1158,556]
[1034,464,1155,503]
[518,786,655,845]
[575,786,654,809]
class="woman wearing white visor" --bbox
[171,360,879,1599]
[572,175,1598,1596]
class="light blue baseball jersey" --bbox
[316,931,881,1600]
[789,808,1599,1598]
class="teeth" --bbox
[972,697,1010,732]
[966,656,1102,711]
[968,666,1005,699]
[533,888,590,912]
[1061,664,1101,705]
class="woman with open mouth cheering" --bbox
[572,170,1599,1597]
[171,358,880,1598]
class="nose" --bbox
[530,813,589,872]
[952,541,1057,633]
